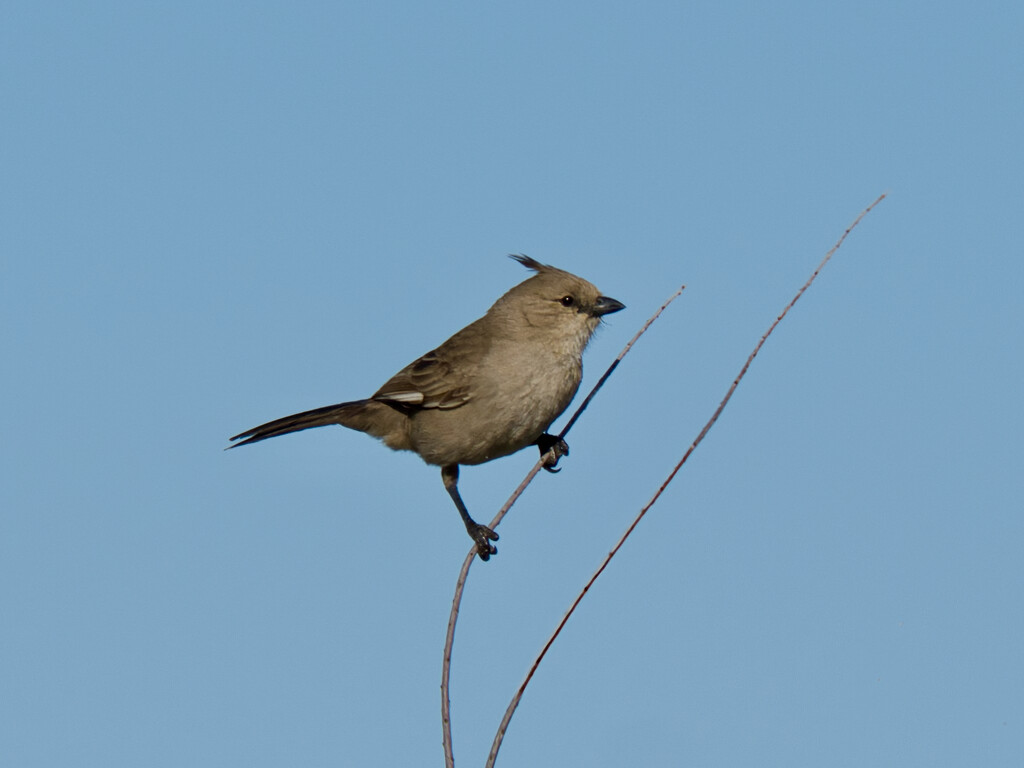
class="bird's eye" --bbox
[560,295,575,307]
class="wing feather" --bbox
[372,347,473,411]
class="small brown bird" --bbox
[229,255,624,560]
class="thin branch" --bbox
[441,285,686,768]
[485,192,887,767]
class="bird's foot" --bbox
[536,433,569,473]
[469,522,499,561]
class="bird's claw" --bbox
[470,523,499,561]
[536,433,569,473]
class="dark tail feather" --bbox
[228,400,370,448]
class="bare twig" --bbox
[484,192,887,767]
[441,285,686,768]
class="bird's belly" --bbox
[410,359,579,466]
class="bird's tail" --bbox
[229,400,377,448]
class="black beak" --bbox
[593,296,625,317]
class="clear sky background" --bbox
[2,2,1021,766]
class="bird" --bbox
[229,254,624,560]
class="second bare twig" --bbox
[484,192,887,767]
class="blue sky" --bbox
[2,2,1021,766]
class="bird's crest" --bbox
[509,253,549,273]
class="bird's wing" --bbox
[372,348,473,410]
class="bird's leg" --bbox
[441,464,498,560]
[535,433,570,473]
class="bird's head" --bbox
[490,254,625,355]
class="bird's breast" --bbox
[473,343,581,452]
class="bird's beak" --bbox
[593,296,625,317]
